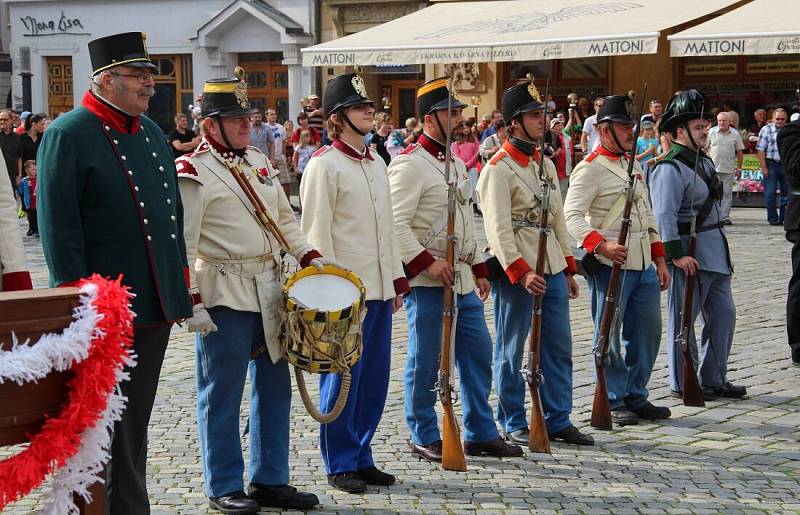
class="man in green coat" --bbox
[37,32,192,514]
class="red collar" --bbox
[418,134,448,161]
[82,91,142,134]
[595,145,631,161]
[501,140,540,167]
[332,138,373,161]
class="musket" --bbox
[436,78,467,472]
[676,106,706,408]
[590,84,648,430]
[525,77,551,454]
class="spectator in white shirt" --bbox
[707,112,744,224]
[580,97,605,156]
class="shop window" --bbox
[147,54,193,134]
[559,57,608,80]
[238,53,288,122]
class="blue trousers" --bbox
[588,265,661,410]
[196,308,291,497]
[492,272,574,434]
[403,287,499,446]
[320,299,392,475]
[764,159,788,223]
[667,267,736,391]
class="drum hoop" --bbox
[284,265,366,321]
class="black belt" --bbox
[677,221,723,235]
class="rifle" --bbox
[525,78,551,454]
[437,78,467,472]
[590,85,648,430]
[676,106,706,408]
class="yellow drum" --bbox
[281,264,366,423]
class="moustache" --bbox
[140,87,156,97]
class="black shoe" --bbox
[769,220,782,226]
[328,472,367,493]
[702,387,721,401]
[549,425,594,446]
[632,401,671,420]
[208,491,259,514]
[719,382,747,398]
[723,219,733,225]
[503,428,529,445]
[792,347,800,366]
[25,229,33,236]
[247,483,319,510]
[473,205,482,216]
[409,441,442,463]
[611,407,639,426]
[291,204,301,213]
[464,436,523,457]
[356,466,395,486]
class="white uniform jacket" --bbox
[388,135,488,295]
[0,153,30,291]
[300,139,409,302]
[477,140,578,284]
[177,137,318,311]
[563,147,665,271]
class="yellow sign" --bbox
[746,61,800,74]
[741,154,761,170]
[684,63,737,76]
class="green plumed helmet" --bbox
[659,89,710,132]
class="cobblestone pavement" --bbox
[4,207,799,514]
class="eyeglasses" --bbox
[0,118,9,121]
[111,71,155,83]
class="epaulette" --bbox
[399,143,419,156]
[194,141,211,155]
[175,155,198,177]
[312,145,331,158]
[488,150,508,166]
[584,151,599,163]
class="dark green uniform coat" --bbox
[37,91,192,326]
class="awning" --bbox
[669,0,800,57]
[302,0,740,66]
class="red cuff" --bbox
[57,279,81,288]
[2,271,32,291]
[651,241,666,259]
[472,262,489,280]
[565,256,578,275]
[300,250,323,268]
[581,230,605,253]
[394,277,410,296]
[191,293,203,306]
[183,266,191,289]
[505,258,533,285]
[405,250,436,279]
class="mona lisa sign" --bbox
[20,11,90,37]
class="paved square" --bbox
[3,207,799,514]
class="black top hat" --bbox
[88,32,157,76]
[501,77,544,124]
[660,89,710,132]
[417,77,467,117]
[201,67,257,118]
[597,95,635,125]
[323,73,374,118]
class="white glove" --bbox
[309,257,346,271]
[187,303,218,337]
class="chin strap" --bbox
[682,122,701,152]
[214,116,246,156]
[607,121,629,154]
[432,110,449,143]
[340,110,367,137]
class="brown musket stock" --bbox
[438,79,467,472]
[526,77,551,454]
[677,105,706,408]
[590,84,648,430]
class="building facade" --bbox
[5,0,318,131]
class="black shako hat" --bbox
[88,31,157,76]
[323,73,374,118]
[201,67,257,118]
[597,95,635,125]
[501,76,544,124]
[660,89,710,132]
[417,77,467,117]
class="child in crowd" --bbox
[635,120,660,167]
[17,160,37,236]
[292,129,316,187]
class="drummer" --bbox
[177,72,332,514]
[300,72,409,494]
[388,77,523,463]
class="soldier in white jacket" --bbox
[0,150,31,292]
[388,77,523,465]
[477,78,592,447]
[300,73,410,494]
[178,76,325,514]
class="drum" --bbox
[280,264,366,423]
